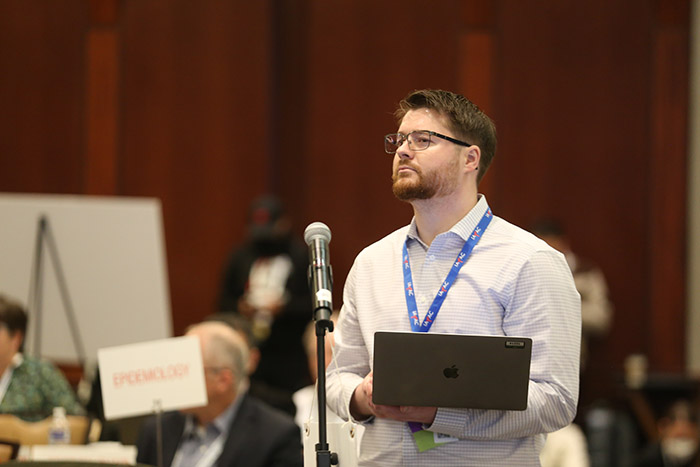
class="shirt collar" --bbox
[12,353,23,368]
[406,194,490,245]
[183,387,246,440]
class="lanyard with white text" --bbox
[402,206,492,333]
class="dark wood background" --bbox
[0,0,690,405]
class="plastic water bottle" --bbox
[48,406,71,445]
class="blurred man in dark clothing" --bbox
[218,195,311,416]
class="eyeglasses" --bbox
[204,366,232,374]
[384,130,471,154]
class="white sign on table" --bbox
[98,335,207,420]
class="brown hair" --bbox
[395,89,497,184]
[0,294,28,351]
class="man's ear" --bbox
[464,145,481,174]
[247,347,261,375]
[11,331,24,353]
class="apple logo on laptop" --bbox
[443,365,459,379]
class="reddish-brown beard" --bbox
[392,158,460,201]
[392,167,435,200]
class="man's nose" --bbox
[396,138,414,158]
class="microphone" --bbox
[304,222,333,321]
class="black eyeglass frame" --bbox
[384,130,472,154]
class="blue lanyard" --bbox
[402,206,492,332]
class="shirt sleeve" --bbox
[325,261,370,424]
[38,360,86,416]
[428,249,581,440]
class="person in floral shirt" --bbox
[0,294,84,421]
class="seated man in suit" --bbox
[136,321,303,467]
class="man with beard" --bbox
[218,195,311,417]
[326,89,582,465]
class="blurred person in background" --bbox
[530,219,613,369]
[294,313,363,467]
[633,399,699,467]
[532,219,613,466]
[204,312,296,415]
[218,195,312,416]
[204,313,261,376]
[0,293,84,421]
[540,423,591,467]
[293,312,340,430]
[136,320,302,467]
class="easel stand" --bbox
[153,399,164,467]
[314,308,338,467]
[27,215,86,365]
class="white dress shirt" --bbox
[326,195,581,466]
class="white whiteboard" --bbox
[0,193,172,364]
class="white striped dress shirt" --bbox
[326,195,581,466]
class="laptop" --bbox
[372,331,532,410]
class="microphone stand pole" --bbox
[314,307,338,467]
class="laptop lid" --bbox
[372,332,532,410]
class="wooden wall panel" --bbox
[458,31,497,197]
[84,18,120,195]
[120,0,273,333]
[648,0,689,372]
[0,1,88,193]
[270,0,311,229]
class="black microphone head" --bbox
[304,222,332,246]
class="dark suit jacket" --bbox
[136,394,303,467]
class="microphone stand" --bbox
[314,307,338,467]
